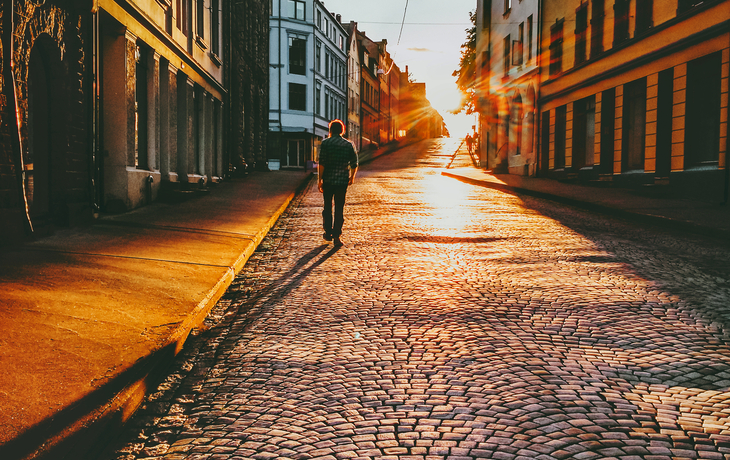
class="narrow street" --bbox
[108,139,730,460]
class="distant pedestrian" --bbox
[465,133,474,154]
[318,119,358,247]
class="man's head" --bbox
[329,119,345,136]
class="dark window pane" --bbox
[289,83,307,111]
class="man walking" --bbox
[317,119,358,247]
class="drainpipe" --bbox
[536,0,544,176]
[312,8,316,163]
[3,1,33,234]
[724,23,730,205]
[227,0,233,176]
[90,3,101,215]
[278,0,283,165]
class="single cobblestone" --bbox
[105,139,730,460]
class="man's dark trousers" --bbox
[322,184,348,237]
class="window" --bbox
[315,40,321,73]
[211,0,220,55]
[590,0,605,58]
[317,10,322,29]
[599,88,615,174]
[316,80,322,115]
[686,52,722,167]
[622,78,647,172]
[514,23,524,66]
[504,0,512,14]
[503,35,511,75]
[135,43,149,169]
[575,4,588,65]
[573,96,596,169]
[527,15,533,62]
[289,83,306,111]
[613,0,629,45]
[678,0,705,14]
[176,0,182,30]
[289,36,306,75]
[180,0,191,35]
[483,0,491,29]
[554,105,567,169]
[339,35,344,51]
[549,20,563,76]
[196,0,204,40]
[288,0,305,20]
[635,0,653,34]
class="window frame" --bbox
[549,20,564,76]
[503,34,511,75]
[288,0,306,20]
[289,35,307,76]
[289,82,307,111]
[574,3,588,65]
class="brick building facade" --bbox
[0,1,91,243]
[1,1,271,247]
[228,0,269,173]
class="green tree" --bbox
[452,10,477,115]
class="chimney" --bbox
[336,14,342,23]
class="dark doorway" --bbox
[26,36,65,224]
[541,111,550,174]
[622,78,647,172]
[600,88,615,174]
[573,96,596,171]
[686,52,721,168]
[656,68,674,177]
[554,105,566,170]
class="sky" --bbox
[321,0,477,138]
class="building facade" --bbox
[358,31,381,150]
[96,0,226,212]
[269,0,348,168]
[0,1,91,242]
[346,21,362,151]
[1,1,270,246]
[476,0,539,175]
[229,0,270,173]
[538,0,729,201]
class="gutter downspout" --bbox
[228,0,233,176]
[536,0,544,176]
[278,0,283,164]
[3,0,33,234]
[313,5,316,162]
[724,23,730,204]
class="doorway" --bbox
[287,139,305,167]
[26,36,64,223]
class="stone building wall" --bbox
[228,0,269,173]
[0,1,90,243]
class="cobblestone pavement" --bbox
[106,139,730,460]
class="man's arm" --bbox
[317,163,324,193]
[348,145,358,186]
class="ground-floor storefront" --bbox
[538,34,730,202]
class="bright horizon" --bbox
[321,0,476,138]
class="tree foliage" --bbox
[451,10,477,115]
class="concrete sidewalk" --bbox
[0,170,313,460]
[443,167,730,240]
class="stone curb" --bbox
[8,173,315,460]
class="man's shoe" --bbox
[323,232,333,241]
[333,236,343,247]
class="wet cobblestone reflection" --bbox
[108,139,730,460]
